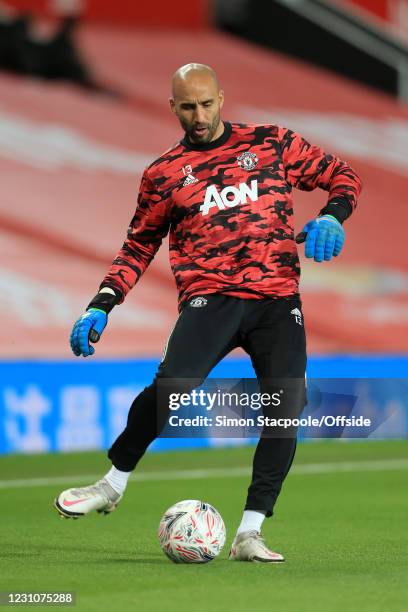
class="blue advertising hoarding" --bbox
[0,357,407,455]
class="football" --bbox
[158,499,226,563]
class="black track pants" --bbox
[108,294,307,517]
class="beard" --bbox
[182,110,221,144]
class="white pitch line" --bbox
[0,458,407,490]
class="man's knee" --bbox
[155,365,205,394]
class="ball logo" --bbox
[200,180,258,216]
[237,151,258,171]
[190,296,208,308]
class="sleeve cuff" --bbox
[318,197,353,224]
[87,289,121,314]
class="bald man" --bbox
[56,63,362,562]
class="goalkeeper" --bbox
[54,63,362,563]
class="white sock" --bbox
[236,510,266,535]
[104,466,131,495]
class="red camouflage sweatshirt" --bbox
[100,122,362,310]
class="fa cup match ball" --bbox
[158,499,226,563]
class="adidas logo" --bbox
[183,173,198,187]
[291,308,302,325]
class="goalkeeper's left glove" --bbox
[295,214,345,262]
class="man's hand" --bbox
[295,215,345,262]
[70,308,107,357]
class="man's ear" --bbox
[169,97,177,114]
[218,90,224,109]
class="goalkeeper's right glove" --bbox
[70,309,107,357]
[69,289,118,357]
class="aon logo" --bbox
[200,180,258,216]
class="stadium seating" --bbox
[1,26,407,357]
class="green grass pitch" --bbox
[0,440,407,611]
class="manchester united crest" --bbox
[190,296,208,307]
[237,151,258,171]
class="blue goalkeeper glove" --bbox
[296,215,345,262]
[70,308,107,357]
